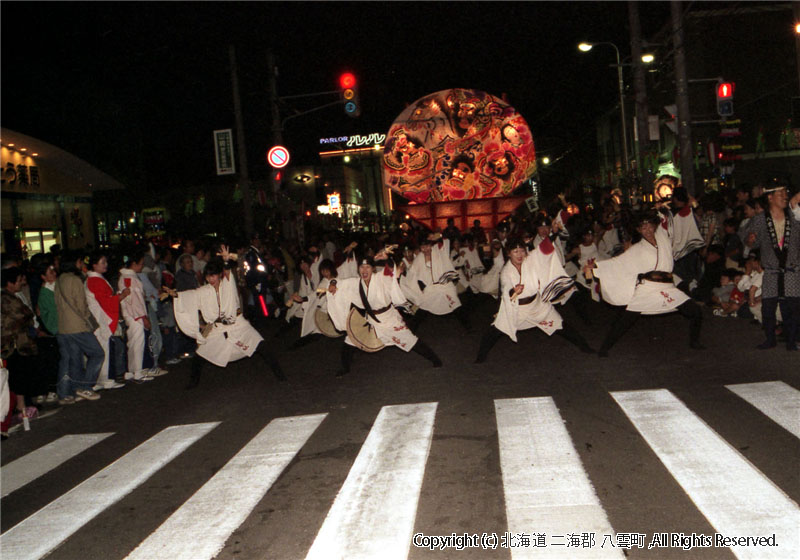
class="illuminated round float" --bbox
[382,88,537,230]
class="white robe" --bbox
[493,238,575,341]
[300,277,332,337]
[573,243,602,302]
[406,239,461,315]
[451,248,469,293]
[461,246,485,294]
[285,273,315,322]
[594,220,690,315]
[669,206,705,260]
[327,266,417,352]
[478,252,504,298]
[337,256,358,280]
[597,226,621,259]
[173,274,263,367]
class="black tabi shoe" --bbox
[756,341,777,350]
[335,369,348,378]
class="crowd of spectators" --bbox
[1,180,794,438]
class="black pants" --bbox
[413,306,472,333]
[598,300,702,355]
[762,296,800,348]
[187,340,285,388]
[568,286,594,325]
[338,338,441,375]
[475,322,592,363]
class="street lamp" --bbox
[578,41,629,178]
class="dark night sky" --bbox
[2,1,677,194]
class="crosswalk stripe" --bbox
[725,381,800,439]
[0,422,219,560]
[612,389,800,559]
[495,397,623,558]
[124,413,327,560]
[1,433,114,498]
[305,402,437,560]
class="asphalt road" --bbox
[2,296,798,559]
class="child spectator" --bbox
[738,252,765,324]
[712,269,746,317]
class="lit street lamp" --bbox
[578,41,629,180]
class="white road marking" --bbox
[725,381,800,439]
[125,413,327,560]
[494,397,623,558]
[612,389,800,559]
[1,433,114,498]
[0,422,218,560]
[305,402,437,560]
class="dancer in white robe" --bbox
[585,209,704,357]
[474,237,593,363]
[327,253,442,376]
[405,234,461,315]
[293,259,344,347]
[284,257,315,323]
[172,247,286,388]
[404,234,472,331]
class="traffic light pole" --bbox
[229,45,254,238]
[267,50,284,204]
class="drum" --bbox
[346,307,384,352]
[315,308,343,338]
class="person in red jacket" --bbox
[86,252,129,389]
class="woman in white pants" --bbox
[118,251,154,382]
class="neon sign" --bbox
[319,133,386,146]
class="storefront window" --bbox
[21,230,60,257]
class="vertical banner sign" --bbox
[214,129,236,175]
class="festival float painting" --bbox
[382,89,536,203]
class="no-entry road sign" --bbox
[267,145,290,169]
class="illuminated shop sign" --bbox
[319,133,387,147]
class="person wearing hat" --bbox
[403,233,471,331]
[172,246,286,388]
[475,236,592,363]
[740,180,800,350]
[326,250,442,376]
[585,209,704,357]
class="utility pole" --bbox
[267,50,284,203]
[629,0,654,193]
[671,0,696,196]
[795,2,800,95]
[229,45,253,238]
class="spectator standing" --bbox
[53,252,104,404]
[118,251,157,381]
[741,182,800,350]
[85,252,128,390]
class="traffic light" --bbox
[339,72,361,117]
[716,81,734,117]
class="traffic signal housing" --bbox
[339,72,361,118]
[716,81,734,117]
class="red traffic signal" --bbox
[339,73,356,89]
[717,82,734,99]
[339,72,361,118]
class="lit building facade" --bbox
[1,128,125,257]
